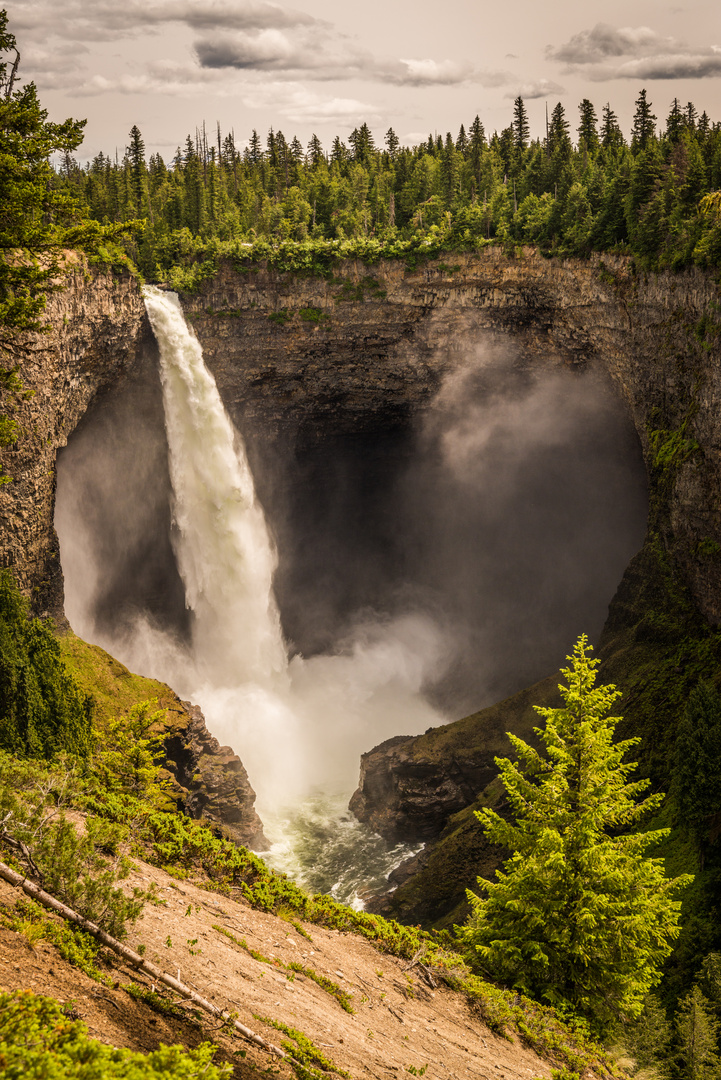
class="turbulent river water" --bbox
[132,287,439,901]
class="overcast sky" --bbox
[8,0,721,162]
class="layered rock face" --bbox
[1,250,719,861]
[184,252,721,628]
[0,265,149,618]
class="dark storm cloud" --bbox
[547,22,721,81]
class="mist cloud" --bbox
[547,22,721,81]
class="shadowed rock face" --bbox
[3,251,720,630]
[1,250,719,862]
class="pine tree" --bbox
[600,103,625,149]
[385,127,399,157]
[330,136,346,164]
[307,133,324,166]
[0,11,86,337]
[547,102,571,155]
[577,99,599,152]
[666,98,685,143]
[512,96,530,152]
[626,995,673,1076]
[247,129,263,166]
[462,636,691,1030]
[126,124,146,215]
[455,123,468,154]
[632,89,657,152]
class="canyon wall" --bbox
[1,249,719,863]
[185,250,721,628]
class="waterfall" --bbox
[138,287,445,824]
[142,286,287,686]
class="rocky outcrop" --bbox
[161,700,268,850]
[348,675,556,843]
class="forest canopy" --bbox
[57,91,721,287]
[0,3,720,291]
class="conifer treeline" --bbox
[60,90,721,279]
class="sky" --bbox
[8,0,721,162]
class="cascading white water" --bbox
[143,287,287,686]
[131,287,444,899]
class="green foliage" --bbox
[0,751,152,939]
[623,994,672,1076]
[0,13,87,341]
[89,699,171,805]
[0,990,231,1079]
[3,12,721,294]
[674,683,721,858]
[299,306,328,323]
[0,572,93,758]
[462,636,691,1030]
[254,1015,349,1080]
[675,985,719,1078]
[649,428,701,472]
[0,898,112,984]
[125,982,186,1020]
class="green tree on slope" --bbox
[461,635,691,1029]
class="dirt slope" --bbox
[0,855,576,1080]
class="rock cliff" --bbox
[1,249,719,878]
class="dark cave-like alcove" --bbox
[55,334,649,719]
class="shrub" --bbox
[0,571,93,759]
[0,990,231,1078]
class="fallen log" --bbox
[0,859,315,1071]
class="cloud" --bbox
[239,83,382,125]
[548,24,659,66]
[547,22,721,81]
[380,59,475,87]
[12,0,320,43]
[16,0,511,95]
[195,31,500,88]
[504,78,565,100]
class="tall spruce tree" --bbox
[512,96,530,152]
[127,125,146,215]
[577,98,599,152]
[600,103,625,149]
[462,636,691,1030]
[631,88,657,151]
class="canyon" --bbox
[1,247,719,899]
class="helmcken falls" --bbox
[102,286,440,901]
[55,285,649,905]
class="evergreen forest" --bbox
[39,88,721,289]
